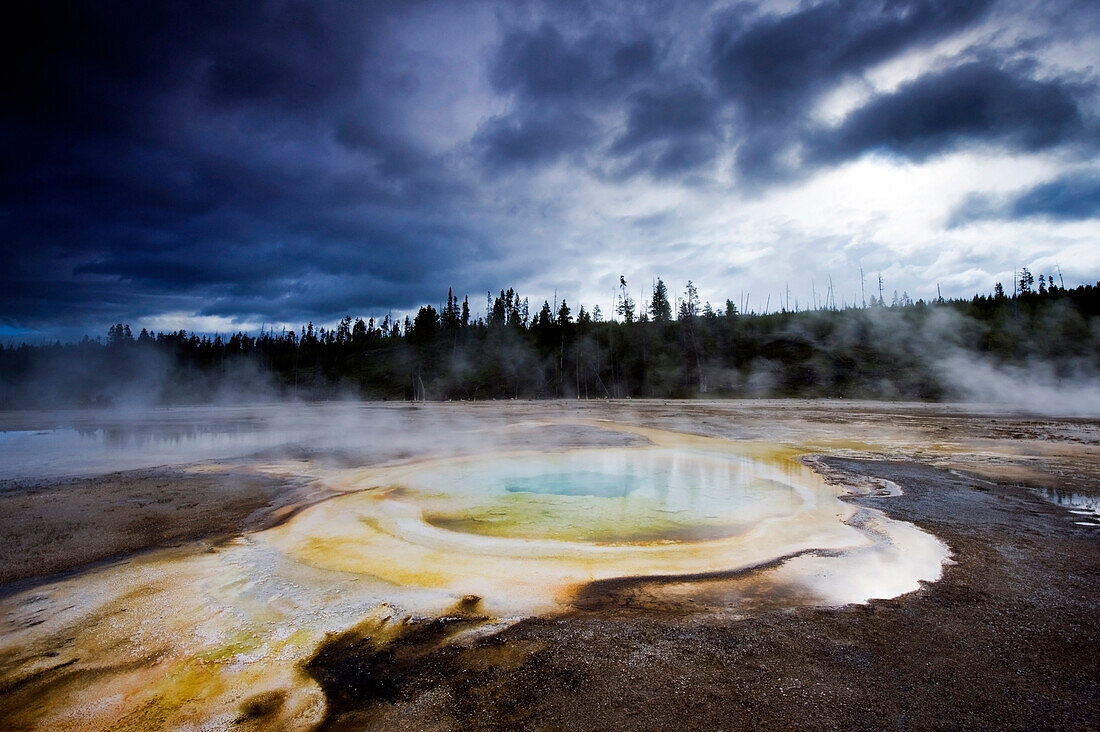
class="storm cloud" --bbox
[1,0,1098,337]
[950,170,1100,226]
[710,0,995,124]
[808,61,1091,165]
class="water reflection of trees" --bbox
[74,421,259,448]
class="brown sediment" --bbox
[567,549,832,614]
[0,651,166,730]
[0,467,322,587]
[235,688,289,725]
[304,597,494,727]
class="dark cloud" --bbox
[490,23,656,101]
[0,0,1097,335]
[946,193,1002,228]
[626,136,718,179]
[711,0,1002,183]
[0,0,497,330]
[730,129,794,185]
[949,171,1100,226]
[476,22,660,173]
[199,3,372,111]
[711,0,994,124]
[612,84,717,153]
[476,108,599,170]
[1012,171,1100,220]
[606,84,721,178]
[808,62,1089,165]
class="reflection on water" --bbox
[503,469,639,497]
[0,404,463,481]
[0,425,279,480]
[1030,487,1100,528]
[0,413,283,481]
[0,413,951,730]
[407,449,806,544]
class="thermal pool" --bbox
[0,414,949,729]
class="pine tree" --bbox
[678,281,699,320]
[650,278,673,322]
[557,299,572,326]
[536,301,553,330]
[1019,267,1034,294]
[617,276,635,323]
[617,293,636,323]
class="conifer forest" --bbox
[2,274,1096,407]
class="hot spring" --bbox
[0,411,950,729]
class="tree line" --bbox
[1,275,1097,407]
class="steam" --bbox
[721,302,1100,417]
[0,401,647,482]
[937,354,1100,417]
[0,341,282,410]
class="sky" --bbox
[2,0,1099,339]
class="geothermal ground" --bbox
[0,400,1097,730]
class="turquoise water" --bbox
[502,469,660,498]
[402,448,818,544]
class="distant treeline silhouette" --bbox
[1,275,1098,407]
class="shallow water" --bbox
[409,448,808,543]
[1030,486,1100,528]
[0,424,276,480]
[0,405,366,480]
